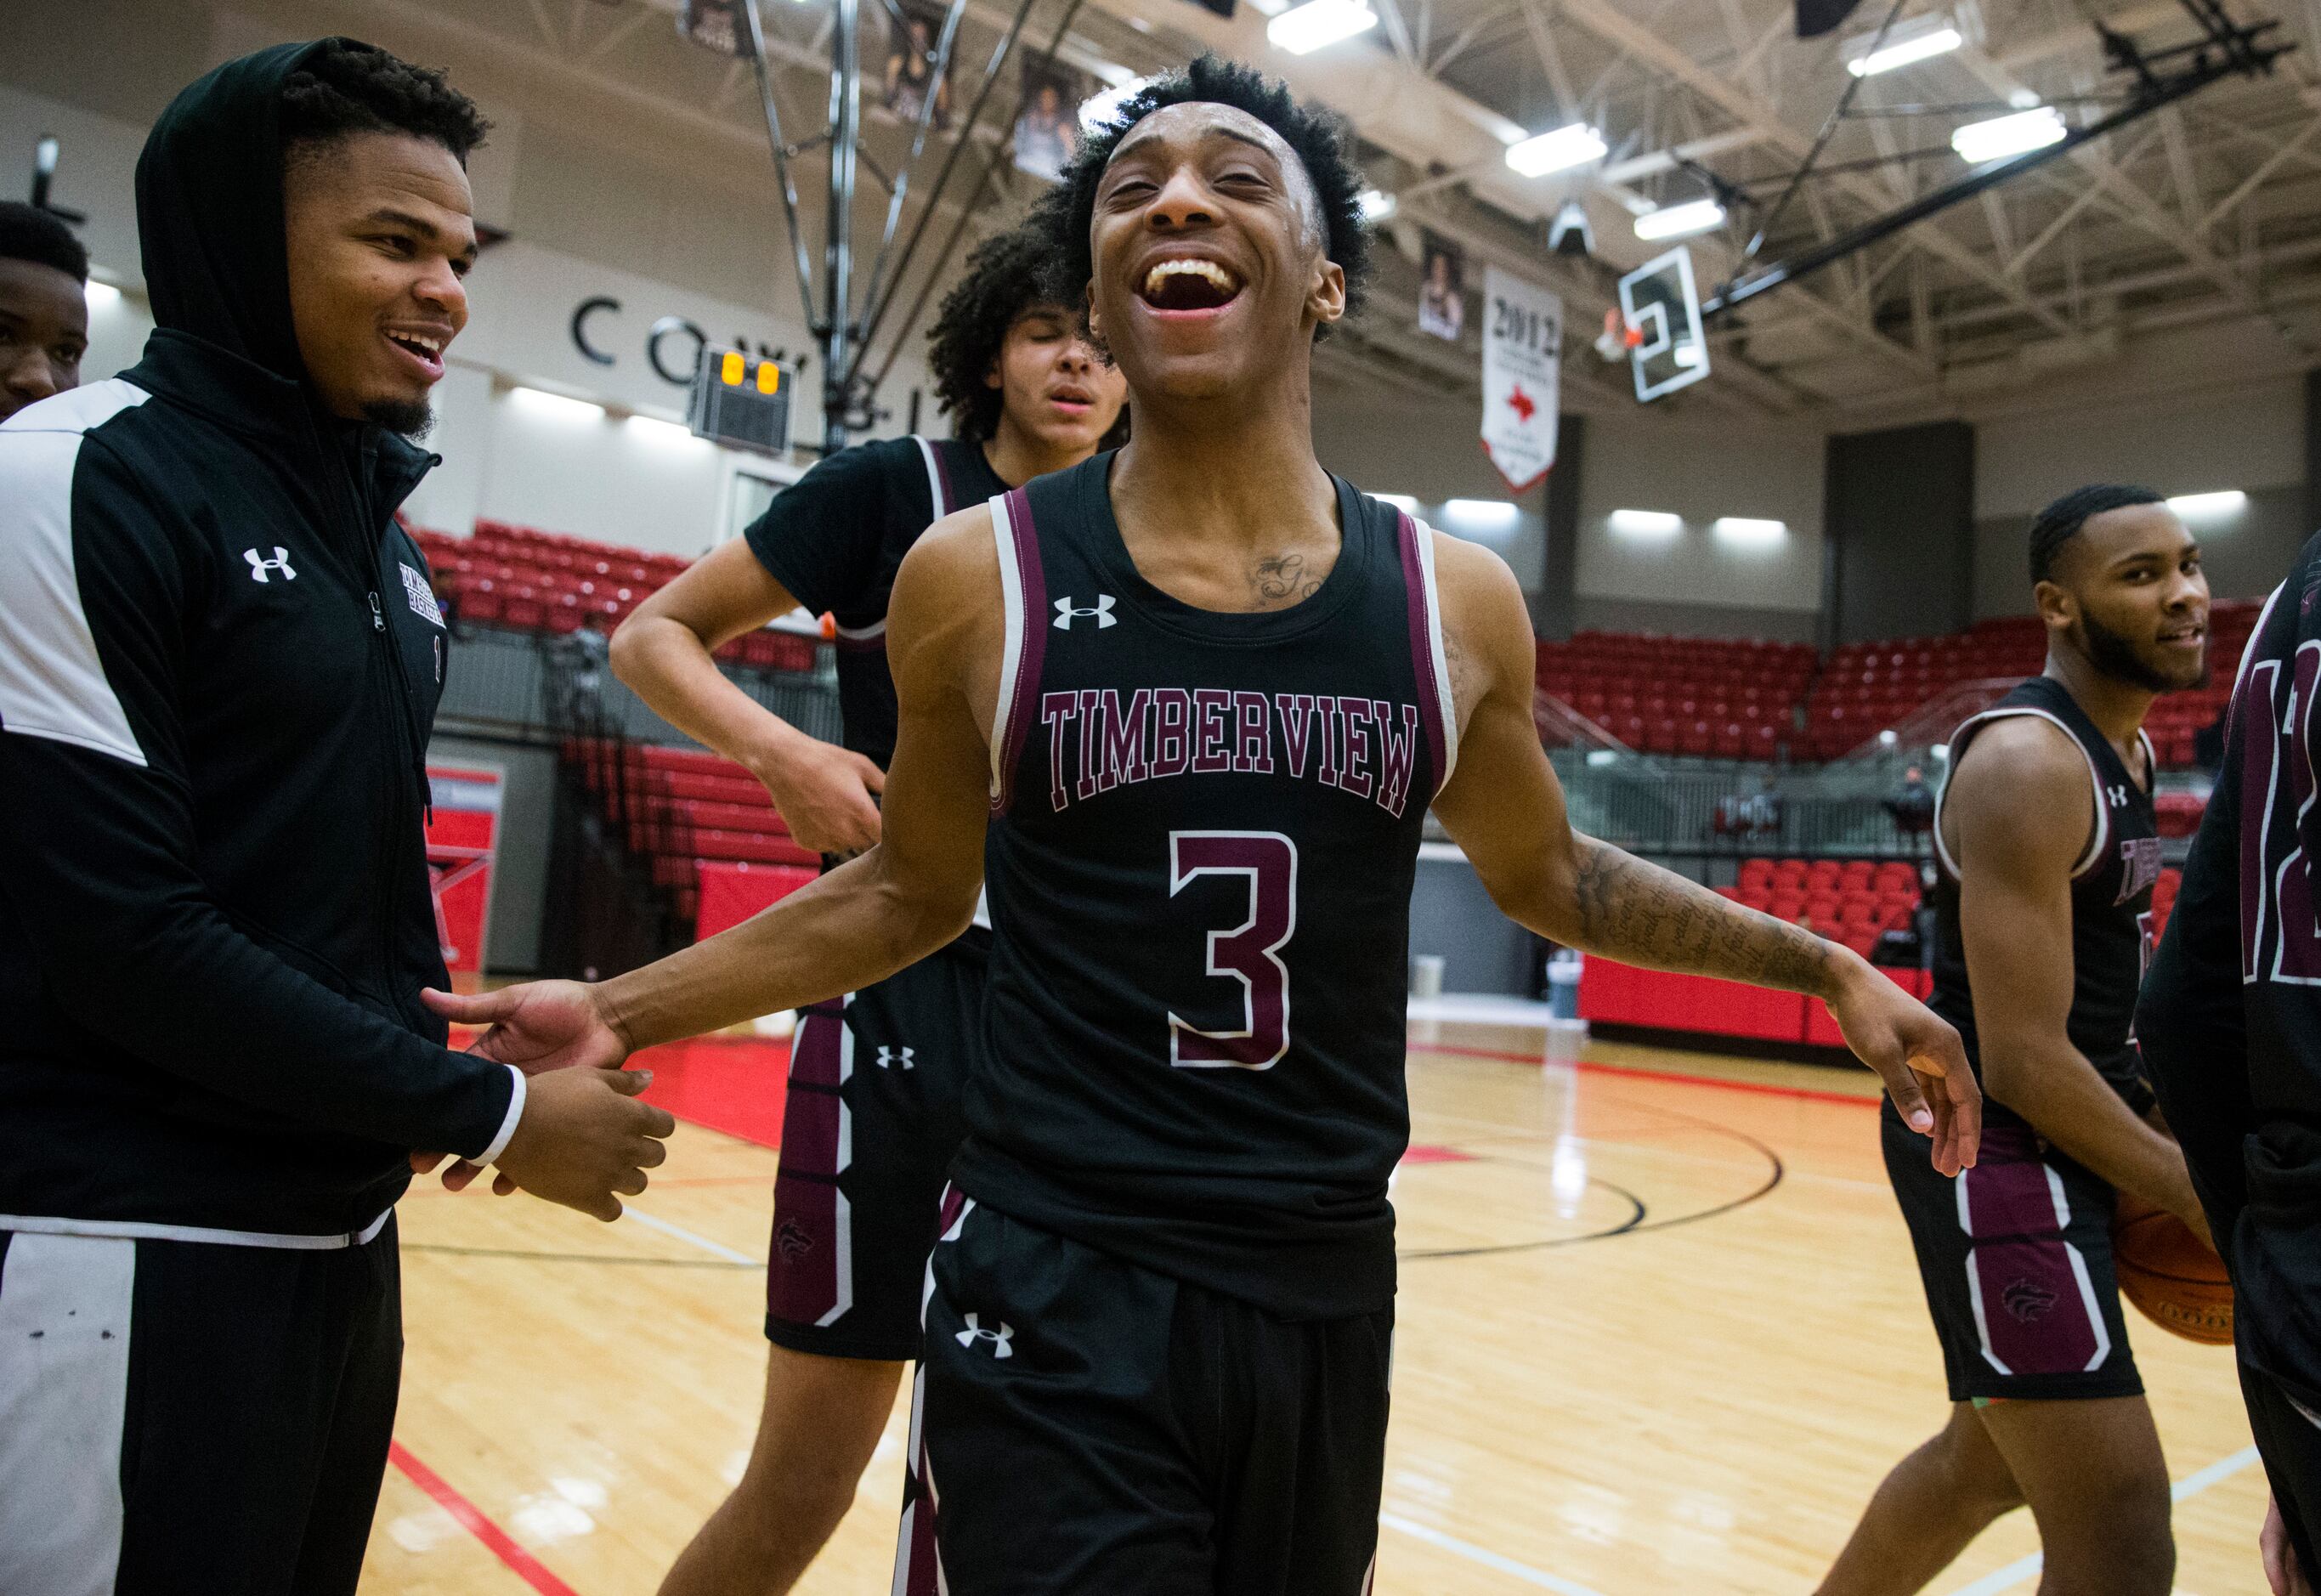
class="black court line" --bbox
[1399,1099,1789,1262]
[405,1242,761,1270]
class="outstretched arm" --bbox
[433,507,1003,1059]
[1425,535,1978,1173]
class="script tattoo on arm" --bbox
[1570,835,1837,998]
[1251,552,1324,605]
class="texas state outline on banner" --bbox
[1480,263,1563,495]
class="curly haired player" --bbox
[608,221,1124,1596]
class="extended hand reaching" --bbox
[1826,960,1981,1178]
[410,982,669,1218]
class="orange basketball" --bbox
[2113,1193,2233,1346]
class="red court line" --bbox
[388,1440,582,1596]
[1409,1039,1882,1109]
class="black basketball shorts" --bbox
[0,1214,402,1596]
[1883,1101,2143,1403]
[765,931,987,1361]
[893,1194,1394,1596]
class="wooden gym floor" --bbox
[361,1025,2265,1595]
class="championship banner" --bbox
[425,765,503,985]
[1480,264,1562,495]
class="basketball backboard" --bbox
[1618,247,1711,403]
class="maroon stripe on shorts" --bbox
[766,1001,849,1328]
[1959,1124,2104,1377]
[1395,511,1448,790]
[994,487,1048,813]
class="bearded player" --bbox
[1820,485,2211,1596]
[607,223,1124,1594]
[433,59,1978,1593]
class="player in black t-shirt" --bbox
[1820,486,2211,1596]
[443,58,1978,1593]
[2142,539,2321,1596]
[606,224,1124,1596]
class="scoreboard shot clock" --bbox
[688,348,795,456]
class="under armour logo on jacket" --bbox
[1053,595,1117,631]
[954,1313,1013,1357]
[244,547,297,584]
[876,1045,915,1070]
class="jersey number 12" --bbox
[1167,830,1298,1070]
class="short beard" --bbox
[2078,608,2205,693]
[363,397,435,440]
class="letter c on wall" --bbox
[570,296,620,365]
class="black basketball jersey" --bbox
[1929,675,2163,1127]
[745,435,1006,769]
[950,453,1456,1321]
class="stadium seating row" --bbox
[416,516,2249,772]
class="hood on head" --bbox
[136,37,346,385]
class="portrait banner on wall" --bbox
[1012,59,1092,183]
[883,3,952,131]
[1480,263,1562,494]
[1417,231,1465,342]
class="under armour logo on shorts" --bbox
[955,1312,1013,1357]
[876,1045,915,1070]
[1053,595,1117,631]
[244,547,297,584]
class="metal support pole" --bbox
[823,0,863,449]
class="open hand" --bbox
[1828,959,1981,1177]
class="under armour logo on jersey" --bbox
[2108,784,2131,807]
[244,547,297,584]
[1053,595,1117,631]
[876,1045,915,1070]
[954,1313,1013,1357]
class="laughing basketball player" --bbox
[1820,485,2211,1596]
[430,58,1979,1593]
[607,224,1124,1595]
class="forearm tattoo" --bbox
[1571,837,1837,997]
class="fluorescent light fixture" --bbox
[1245,0,1291,14]
[1877,728,1899,746]
[1712,516,1787,546]
[1952,105,2066,165]
[1607,508,1681,536]
[1357,188,1397,224]
[510,384,607,421]
[1848,25,1963,76]
[626,413,702,444]
[1079,76,1153,133]
[2168,490,2247,517]
[1505,122,1607,178]
[1586,748,1620,767]
[1932,743,1950,761]
[83,280,122,309]
[1446,498,1520,529]
[1267,0,1377,55]
[1374,492,1418,512]
[1633,198,1725,241]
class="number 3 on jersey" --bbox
[1168,830,1298,1070]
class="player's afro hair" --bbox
[0,201,88,284]
[2029,483,2167,586]
[926,224,1124,446]
[1027,54,1370,342]
[281,38,490,168]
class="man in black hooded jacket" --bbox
[0,39,671,1595]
